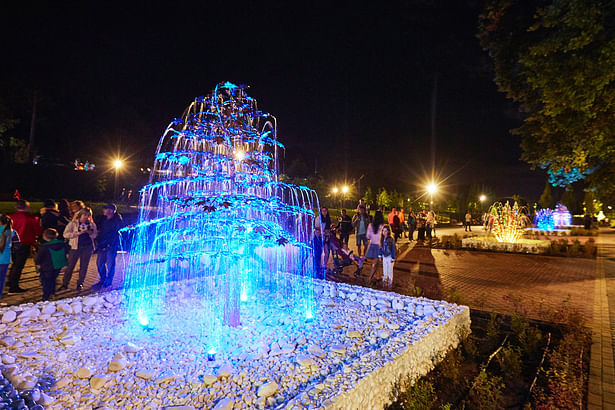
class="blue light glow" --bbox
[137,311,150,327]
[121,82,320,345]
[534,209,555,231]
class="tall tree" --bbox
[478,0,615,195]
[539,181,553,209]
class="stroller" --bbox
[328,231,363,277]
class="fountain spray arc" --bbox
[120,82,320,342]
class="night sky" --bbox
[1,1,547,199]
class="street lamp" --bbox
[427,183,438,209]
[113,159,124,200]
[332,187,338,209]
[479,194,486,202]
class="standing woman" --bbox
[426,211,436,240]
[366,210,385,281]
[57,199,72,238]
[61,208,97,291]
[0,215,20,298]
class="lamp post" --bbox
[113,159,124,200]
[332,187,338,209]
[341,185,349,209]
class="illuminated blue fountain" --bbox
[120,82,319,350]
[534,208,555,231]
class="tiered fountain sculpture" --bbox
[120,82,319,349]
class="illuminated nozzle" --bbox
[240,292,248,302]
[305,310,314,321]
[137,311,150,327]
[207,348,216,361]
[234,150,245,160]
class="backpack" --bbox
[47,240,68,270]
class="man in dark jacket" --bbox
[8,200,41,293]
[336,209,353,246]
[94,204,124,289]
[40,199,62,235]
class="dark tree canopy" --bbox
[478,0,615,195]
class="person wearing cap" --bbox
[93,204,124,289]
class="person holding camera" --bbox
[60,207,97,291]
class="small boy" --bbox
[34,228,68,301]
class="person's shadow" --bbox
[393,243,443,299]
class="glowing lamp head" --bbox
[479,195,486,202]
[113,159,123,170]
[342,186,349,194]
[427,183,438,194]
[332,187,339,194]
[234,150,245,161]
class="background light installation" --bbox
[534,208,555,231]
[489,201,525,243]
[120,82,320,346]
[553,203,572,227]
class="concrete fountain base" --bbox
[0,279,469,409]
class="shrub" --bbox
[486,312,503,350]
[398,378,438,409]
[569,227,598,236]
[568,239,582,257]
[468,369,504,409]
[498,345,522,383]
[440,234,461,249]
[583,238,597,258]
[446,287,465,305]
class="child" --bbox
[340,243,365,268]
[379,225,396,289]
[0,214,20,299]
[34,228,68,301]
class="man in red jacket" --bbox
[8,200,41,293]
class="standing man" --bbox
[387,207,397,225]
[8,200,41,293]
[337,209,353,246]
[465,210,472,232]
[352,206,370,257]
[94,204,124,289]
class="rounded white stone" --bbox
[257,382,278,397]
[2,310,17,323]
[77,367,93,379]
[90,375,108,390]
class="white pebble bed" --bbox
[0,278,469,409]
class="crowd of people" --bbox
[313,202,438,289]
[0,199,124,302]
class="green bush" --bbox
[398,379,438,409]
[468,369,504,409]
[498,345,522,383]
[583,238,597,258]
